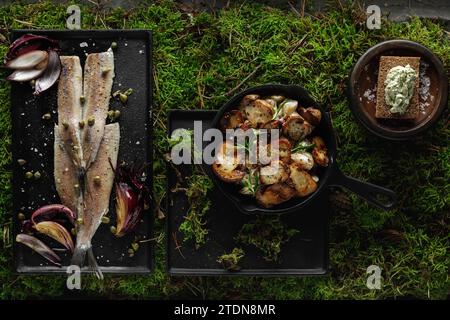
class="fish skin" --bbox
[57,56,83,169]
[81,49,114,171]
[53,125,83,215]
[71,123,120,279]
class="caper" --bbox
[101,67,111,75]
[127,248,135,255]
[107,110,115,119]
[62,121,69,129]
[25,171,33,179]
[76,217,83,225]
[74,184,80,191]
[17,159,26,166]
[42,113,51,120]
[131,242,139,251]
[119,93,128,103]
[78,120,85,129]
[124,88,134,96]
[33,171,41,179]
[93,175,101,186]
[101,216,110,224]
[111,41,118,49]
[17,213,26,220]
[87,116,95,126]
[71,228,77,236]
[110,226,117,234]
[114,110,121,118]
[80,96,85,103]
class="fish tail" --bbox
[87,247,103,280]
[70,244,88,268]
[71,245,103,280]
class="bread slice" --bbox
[375,56,420,119]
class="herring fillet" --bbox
[54,125,82,215]
[71,123,120,279]
[81,49,114,171]
[57,56,83,170]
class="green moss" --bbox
[178,174,213,248]
[217,247,245,271]
[236,216,299,262]
[0,0,448,299]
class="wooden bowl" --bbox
[348,40,448,140]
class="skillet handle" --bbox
[330,168,397,211]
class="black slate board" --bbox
[167,110,329,275]
[11,30,153,274]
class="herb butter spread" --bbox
[384,64,417,114]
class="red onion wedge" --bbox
[7,68,45,82]
[5,50,48,70]
[31,204,76,225]
[34,221,74,253]
[34,50,61,96]
[6,34,59,62]
[16,234,61,267]
[113,163,151,237]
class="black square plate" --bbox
[11,30,153,274]
[167,110,329,275]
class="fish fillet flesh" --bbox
[54,125,83,215]
[71,123,120,279]
[57,56,83,171]
[81,49,114,171]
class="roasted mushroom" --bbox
[239,94,260,113]
[311,136,329,167]
[269,137,291,163]
[289,162,318,197]
[212,140,245,183]
[282,113,313,141]
[243,99,275,127]
[298,107,322,126]
[291,151,314,171]
[259,160,289,185]
[220,110,245,130]
[256,183,296,208]
[278,99,298,119]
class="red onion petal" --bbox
[34,221,74,253]
[5,50,48,70]
[16,233,61,267]
[7,68,45,82]
[34,50,61,96]
[6,34,59,62]
[31,204,76,225]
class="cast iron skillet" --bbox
[205,84,397,215]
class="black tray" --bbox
[166,110,329,275]
[11,30,153,274]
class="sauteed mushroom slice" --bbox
[291,151,314,171]
[256,183,296,208]
[259,160,289,185]
[311,136,329,167]
[243,99,275,127]
[270,95,285,103]
[278,99,298,119]
[289,162,318,197]
[298,107,322,126]
[220,110,245,130]
[282,113,313,141]
[269,137,291,163]
[212,140,245,183]
[239,94,260,113]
